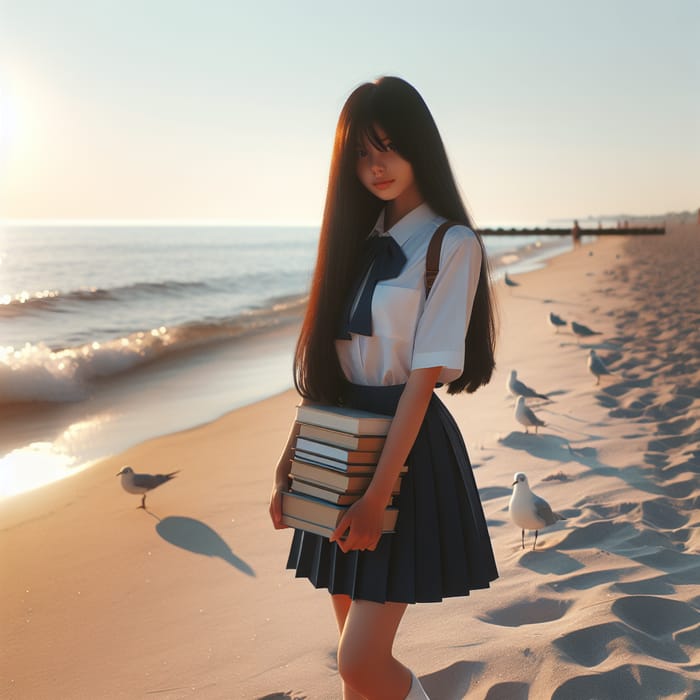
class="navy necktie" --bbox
[338,235,407,338]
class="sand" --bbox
[1,224,699,699]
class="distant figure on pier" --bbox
[572,220,581,248]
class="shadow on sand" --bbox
[155,515,255,576]
[420,660,485,700]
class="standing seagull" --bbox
[547,312,567,333]
[515,396,546,434]
[588,349,612,385]
[571,321,602,340]
[509,472,565,549]
[507,370,549,401]
[117,466,179,509]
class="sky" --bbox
[0,0,698,226]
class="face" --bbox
[355,127,422,208]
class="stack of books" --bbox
[281,403,402,538]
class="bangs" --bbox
[358,123,392,152]
[342,84,398,155]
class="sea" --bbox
[0,222,582,498]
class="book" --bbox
[298,423,386,452]
[295,437,381,465]
[281,491,398,536]
[295,403,392,436]
[293,450,377,473]
[289,460,403,494]
[280,514,340,538]
[290,476,399,506]
[290,477,364,505]
[289,460,375,492]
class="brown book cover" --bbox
[295,403,391,436]
[290,478,364,505]
[298,423,386,452]
[295,437,381,465]
[281,491,398,536]
[290,476,399,505]
[289,460,375,492]
[279,515,340,539]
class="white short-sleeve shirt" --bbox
[335,202,482,386]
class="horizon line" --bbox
[0,218,323,228]
[0,208,687,229]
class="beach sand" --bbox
[2,223,699,699]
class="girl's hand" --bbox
[269,478,290,530]
[329,493,385,553]
[270,415,302,530]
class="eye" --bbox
[384,140,398,152]
[357,147,368,158]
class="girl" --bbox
[270,76,498,700]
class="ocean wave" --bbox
[0,279,225,318]
[0,294,307,405]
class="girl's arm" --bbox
[269,398,308,529]
[329,365,442,552]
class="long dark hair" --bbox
[294,76,496,403]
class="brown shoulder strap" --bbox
[425,221,459,297]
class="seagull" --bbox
[588,349,612,385]
[515,396,545,434]
[504,272,519,287]
[509,472,565,549]
[507,370,549,401]
[547,312,567,333]
[116,466,178,509]
[571,321,602,339]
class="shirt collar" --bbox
[370,202,439,246]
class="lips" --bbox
[373,179,395,190]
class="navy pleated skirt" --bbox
[286,383,498,603]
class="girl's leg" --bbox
[331,593,352,632]
[337,598,412,700]
[331,595,366,700]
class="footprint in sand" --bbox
[656,416,696,435]
[612,575,676,596]
[556,615,693,667]
[638,497,690,530]
[483,681,530,700]
[612,595,700,638]
[479,598,571,627]
[551,663,699,699]
[643,451,670,467]
[554,621,626,667]
[648,428,700,453]
[547,566,637,592]
[644,395,694,421]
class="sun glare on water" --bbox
[0,415,112,499]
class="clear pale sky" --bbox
[0,0,698,226]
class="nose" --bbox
[368,150,385,173]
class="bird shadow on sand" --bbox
[517,549,584,575]
[420,660,484,700]
[151,514,255,576]
[256,693,307,700]
[499,432,602,468]
[500,432,675,496]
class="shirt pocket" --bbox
[372,284,422,341]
